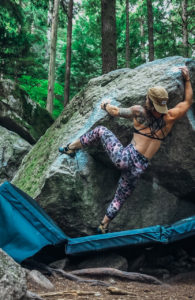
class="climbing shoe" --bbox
[97,222,109,234]
[59,143,76,157]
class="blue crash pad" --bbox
[0,181,195,262]
[66,216,195,255]
[0,181,68,262]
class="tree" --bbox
[146,0,154,61]
[181,0,188,57]
[101,0,117,74]
[63,0,74,107]
[46,0,53,59]
[139,1,145,62]
[46,0,60,114]
[125,0,130,67]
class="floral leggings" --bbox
[80,126,149,220]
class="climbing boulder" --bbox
[0,79,53,144]
[0,248,27,300]
[0,126,31,185]
[12,56,195,236]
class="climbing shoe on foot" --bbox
[59,143,76,157]
[97,222,109,234]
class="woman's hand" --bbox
[179,66,190,81]
[101,99,111,110]
[100,99,119,117]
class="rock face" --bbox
[0,79,54,184]
[0,126,31,185]
[0,79,53,144]
[12,56,195,237]
[0,248,27,300]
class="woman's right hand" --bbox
[179,66,190,81]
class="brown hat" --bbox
[147,86,168,114]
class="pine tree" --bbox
[47,0,60,114]
[181,0,189,57]
[64,0,74,107]
[125,0,130,67]
[146,0,154,61]
[101,0,117,73]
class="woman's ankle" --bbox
[102,216,110,226]
[69,139,82,150]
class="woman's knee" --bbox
[94,125,107,136]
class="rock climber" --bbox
[60,66,193,233]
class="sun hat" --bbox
[147,86,168,114]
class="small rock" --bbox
[27,270,54,290]
[109,278,116,284]
[95,292,102,297]
[49,258,69,270]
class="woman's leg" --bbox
[79,126,130,170]
[68,126,139,231]
[105,169,138,221]
[98,170,138,232]
[100,149,148,230]
[68,126,129,170]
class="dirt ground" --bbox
[28,271,195,300]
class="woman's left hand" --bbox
[101,99,111,110]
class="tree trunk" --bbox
[181,0,188,57]
[140,15,145,61]
[125,0,130,68]
[46,0,60,114]
[146,0,154,61]
[101,0,117,74]
[46,0,53,59]
[64,0,74,107]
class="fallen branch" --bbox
[71,268,162,285]
[39,290,98,297]
[50,267,109,286]
[107,286,137,296]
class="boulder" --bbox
[0,126,31,185]
[0,248,27,300]
[0,79,53,144]
[12,56,195,236]
[76,253,128,271]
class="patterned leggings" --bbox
[80,126,149,220]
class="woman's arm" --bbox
[101,101,143,119]
[168,67,193,121]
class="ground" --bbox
[28,271,195,300]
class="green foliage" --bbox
[1,0,194,120]
[57,0,102,99]
[19,75,64,119]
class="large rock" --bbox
[0,248,27,300]
[0,79,53,144]
[0,126,31,185]
[76,253,128,271]
[12,56,195,236]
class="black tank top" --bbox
[133,113,166,141]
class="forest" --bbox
[0,0,194,119]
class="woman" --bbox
[61,66,193,233]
